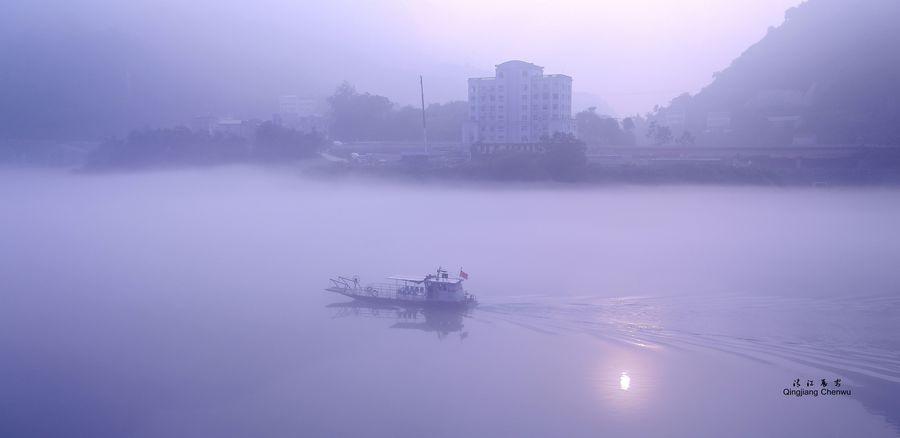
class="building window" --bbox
[553,93,559,100]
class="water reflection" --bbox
[326,301,471,340]
[590,345,662,417]
[619,372,631,391]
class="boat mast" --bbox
[420,75,428,155]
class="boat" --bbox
[326,267,477,308]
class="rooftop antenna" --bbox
[420,75,428,155]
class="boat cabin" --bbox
[388,268,465,303]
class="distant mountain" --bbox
[656,0,900,146]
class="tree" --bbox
[327,82,394,141]
[87,126,249,168]
[675,131,695,146]
[621,117,637,146]
[424,101,469,142]
[646,121,673,146]
[254,121,324,161]
[575,107,625,145]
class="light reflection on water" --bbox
[620,372,631,391]
[588,345,661,417]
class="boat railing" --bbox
[330,280,429,302]
[329,276,360,290]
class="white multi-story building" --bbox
[463,60,574,145]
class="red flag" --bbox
[459,269,469,280]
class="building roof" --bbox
[387,275,462,284]
[496,60,543,70]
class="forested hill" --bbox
[658,0,900,146]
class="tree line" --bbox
[87,122,325,169]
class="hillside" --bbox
[657,0,900,146]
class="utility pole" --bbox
[420,75,428,155]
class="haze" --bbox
[3,1,900,436]
[4,0,800,115]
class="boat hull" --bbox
[326,287,477,309]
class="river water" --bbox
[2,167,899,437]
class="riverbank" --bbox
[5,138,900,186]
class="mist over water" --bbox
[2,168,899,437]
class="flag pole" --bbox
[420,75,428,155]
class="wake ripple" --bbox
[476,294,900,383]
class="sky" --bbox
[400,0,804,114]
[5,0,803,116]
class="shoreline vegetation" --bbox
[2,126,900,186]
[3,116,899,186]
[313,145,900,187]
[2,72,896,186]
